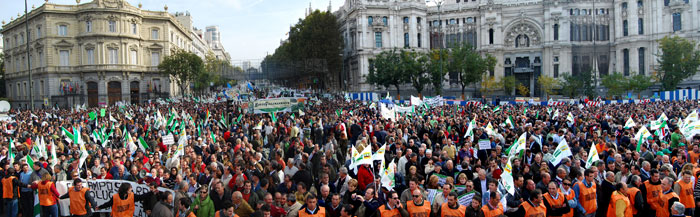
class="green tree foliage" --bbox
[449,43,497,98]
[402,50,430,97]
[601,72,629,97]
[628,74,654,96]
[367,49,405,95]
[428,49,449,95]
[480,75,499,97]
[501,76,517,96]
[158,49,204,96]
[537,75,559,98]
[657,36,700,91]
[517,83,530,97]
[262,10,342,89]
[561,71,596,98]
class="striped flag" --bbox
[26,155,35,168]
[8,138,15,164]
[635,126,653,152]
[492,106,501,113]
[505,115,515,129]
[33,191,40,217]
[137,137,149,153]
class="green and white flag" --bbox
[566,112,575,124]
[78,141,88,168]
[211,132,216,144]
[505,115,515,129]
[464,119,476,142]
[550,139,573,165]
[26,155,35,168]
[61,127,75,144]
[137,137,149,153]
[635,126,653,152]
[624,117,636,129]
[553,109,560,118]
[658,113,669,122]
[492,106,501,113]
[8,138,15,164]
[500,156,515,195]
[380,159,396,189]
[50,140,58,168]
[32,191,40,217]
[508,133,527,158]
[585,143,600,168]
[547,108,553,114]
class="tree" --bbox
[501,76,517,96]
[403,50,430,97]
[561,73,582,98]
[449,43,497,99]
[517,83,530,96]
[480,75,500,97]
[628,74,654,97]
[158,49,205,96]
[537,75,559,99]
[657,36,700,91]
[367,49,406,96]
[428,49,449,95]
[601,72,629,98]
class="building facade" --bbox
[205,25,231,62]
[336,0,700,96]
[1,0,199,108]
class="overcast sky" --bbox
[0,0,345,61]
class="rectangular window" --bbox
[417,17,422,24]
[375,32,382,48]
[673,13,682,31]
[86,21,92,32]
[554,64,559,78]
[488,29,494,44]
[637,0,643,7]
[368,16,373,25]
[58,25,68,36]
[132,23,137,34]
[151,52,160,66]
[130,50,137,64]
[86,49,94,65]
[38,51,43,66]
[59,50,69,66]
[108,49,118,64]
[382,17,388,26]
[622,2,628,9]
[638,47,645,75]
[638,18,644,35]
[151,29,159,39]
[417,33,422,48]
[665,0,670,6]
[403,17,409,24]
[40,80,44,97]
[623,20,628,36]
[623,49,630,76]
[553,24,559,40]
[36,26,41,38]
[109,21,116,32]
[404,33,409,48]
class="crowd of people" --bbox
[0,93,699,217]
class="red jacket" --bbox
[357,165,373,191]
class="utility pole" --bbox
[25,0,34,110]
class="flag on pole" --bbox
[373,144,386,161]
[585,143,600,168]
[655,121,669,139]
[137,137,149,153]
[500,156,515,195]
[270,112,277,123]
[78,142,88,168]
[635,126,653,152]
[550,139,573,166]
[553,109,560,118]
[355,146,373,166]
[566,112,575,124]
[507,133,527,157]
[505,115,515,129]
[349,146,359,172]
[624,117,636,129]
[492,106,501,113]
[50,140,58,168]
[380,160,396,189]
[211,132,216,144]
[26,155,35,168]
[485,122,495,136]
[464,119,476,142]
[32,191,40,217]
[8,138,15,164]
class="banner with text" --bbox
[56,180,174,217]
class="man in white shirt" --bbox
[284,158,298,177]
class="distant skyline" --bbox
[0,0,345,61]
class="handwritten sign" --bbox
[162,134,175,145]
[479,139,491,150]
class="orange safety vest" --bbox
[543,191,566,217]
[378,204,402,217]
[214,211,239,217]
[406,200,431,217]
[481,202,504,217]
[439,203,466,217]
[627,187,641,215]
[562,188,575,217]
[2,177,19,199]
[521,201,546,217]
[644,180,663,211]
[68,187,90,215]
[576,181,596,214]
[38,181,56,206]
[675,180,696,208]
[607,191,632,217]
[177,210,198,217]
[657,191,679,217]
[298,206,326,217]
[111,193,135,217]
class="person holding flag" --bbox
[30,173,60,217]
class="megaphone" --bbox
[138,170,147,179]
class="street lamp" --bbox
[427,0,444,89]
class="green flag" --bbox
[100,109,106,117]
[236,114,243,124]
[493,106,501,113]
[211,132,216,144]
[137,137,149,152]
[88,112,96,121]
[8,138,15,164]
[26,155,34,168]
[271,112,277,123]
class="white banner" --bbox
[162,134,175,145]
[394,105,415,114]
[56,180,174,217]
[423,96,444,107]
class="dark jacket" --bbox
[209,189,232,211]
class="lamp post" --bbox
[25,0,34,110]
[427,0,444,89]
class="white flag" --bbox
[550,139,573,166]
[624,117,636,129]
[585,143,600,169]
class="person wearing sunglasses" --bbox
[435,192,466,217]
[407,189,430,217]
[193,186,215,217]
[560,178,576,217]
[377,191,408,217]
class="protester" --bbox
[58,178,97,217]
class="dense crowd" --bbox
[1,93,699,217]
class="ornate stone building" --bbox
[336,0,700,96]
[1,0,194,108]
